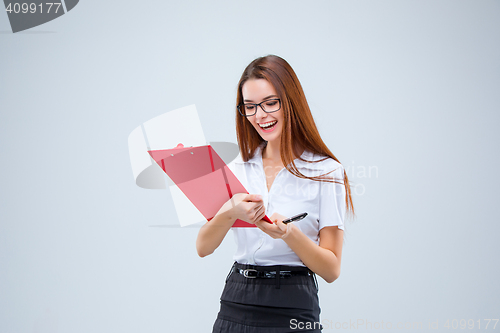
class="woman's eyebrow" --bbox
[243,95,279,103]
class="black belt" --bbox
[232,263,312,279]
[235,267,311,278]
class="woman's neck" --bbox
[262,140,305,165]
[262,140,281,164]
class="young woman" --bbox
[196,55,354,333]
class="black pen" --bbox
[282,212,308,224]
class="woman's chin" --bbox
[258,126,281,142]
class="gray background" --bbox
[1,0,499,332]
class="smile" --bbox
[258,120,277,130]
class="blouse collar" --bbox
[233,141,323,171]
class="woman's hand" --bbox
[197,193,265,257]
[220,193,266,225]
[255,212,288,239]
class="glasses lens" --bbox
[244,104,256,116]
[261,99,280,112]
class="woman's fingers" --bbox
[231,193,268,224]
[256,219,286,239]
[269,212,287,223]
[244,193,262,203]
[255,211,290,238]
[236,202,264,224]
[252,205,266,224]
[275,218,287,232]
[255,220,271,232]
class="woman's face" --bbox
[241,79,284,144]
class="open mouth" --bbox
[258,120,278,132]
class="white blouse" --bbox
[227,142,346,267]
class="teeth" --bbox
[259,121,277,129]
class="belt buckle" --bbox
[243,269,258,278]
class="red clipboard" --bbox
[148,144,272,227]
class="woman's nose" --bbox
[255,105,268,120]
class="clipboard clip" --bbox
[169,143,195,156]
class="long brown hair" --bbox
[235,55,354,215]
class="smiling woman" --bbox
[196,55,354,333]
[240,79,284,144]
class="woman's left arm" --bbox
[256,217,343,283]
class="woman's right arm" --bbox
[196,193,265,257]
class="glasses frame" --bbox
[237,98,281,117]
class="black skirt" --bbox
[212,262,323,333]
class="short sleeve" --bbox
[318,164,346,231]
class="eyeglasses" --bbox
[237,99,281,117]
